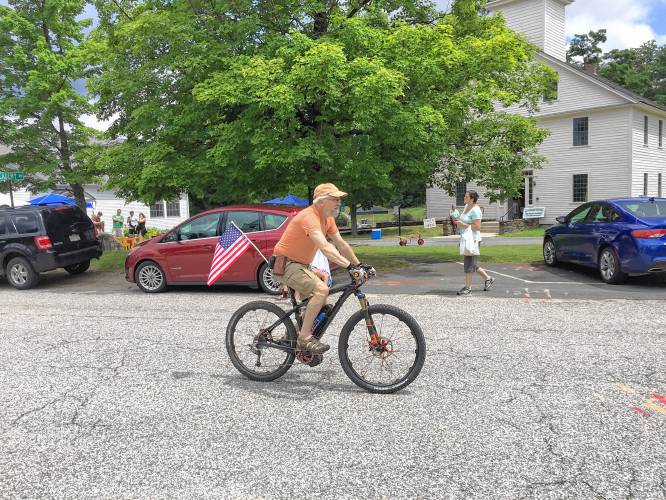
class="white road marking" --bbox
[453,262,607,285]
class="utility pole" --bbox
[8,180,14,208]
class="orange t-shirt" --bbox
[273,205,339,265]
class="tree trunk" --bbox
[70,182,86,211]
[350,204,358,236]
[56,113,86,210]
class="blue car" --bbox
[543,198,666,284]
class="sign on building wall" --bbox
[523,207,546,219]
[423,217,437,229]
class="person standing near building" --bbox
[137,212,147,237]
[127,211,139,236]
[112,209,124,237]
[91,211,105,236]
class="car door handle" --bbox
[204,244,215,250]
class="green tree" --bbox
[566,29,607,66]
[88,0,553,226]
[599,41,666,105]
[0,1,97,209]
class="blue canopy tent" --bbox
[263,194,309,206]
[30,193,93,209]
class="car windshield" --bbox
[616,200,666,219]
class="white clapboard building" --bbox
[0,184,189,232]
[0,144,189,231]
[426,0,666,225]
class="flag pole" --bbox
[231,221,269,263]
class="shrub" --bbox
[394,212,415,222]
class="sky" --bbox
[436,0,666,50]
[2,0,666,130]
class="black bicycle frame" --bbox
[257,281,378,353]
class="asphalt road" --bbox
[364,261,666,300]
[1,283,665,498]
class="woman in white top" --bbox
[453,190,496,296]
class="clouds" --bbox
[565,0,666,50]
[80,113,117,132]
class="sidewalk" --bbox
[346,234,543,246]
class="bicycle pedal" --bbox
[295,350,313,364]
[307,354,323,367]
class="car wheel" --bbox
[258,261,282,295]
[64,260,90,275]
[135,260,168,293]
[543,238,558,267]
[6,256,40,290]
[599,247,627,284]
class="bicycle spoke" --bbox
[344,310,420,388]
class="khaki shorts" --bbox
[282,261,319,298]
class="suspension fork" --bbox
[356,290,379,345]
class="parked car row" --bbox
[0,204,102,289]
[2,197,665,292]
[543,197,666,284]
[124,204,299,294]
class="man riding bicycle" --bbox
[272,183,361,355]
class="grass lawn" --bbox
[343,205,426,226]
[354,244,543,272]
[91,249,129,272]
[367,206,425,224]
[344,224,442,240]
[503,227,546,238]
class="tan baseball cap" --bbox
[314,183,347,199]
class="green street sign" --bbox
[0,171,25,181]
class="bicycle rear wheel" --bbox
[226,301,297,382]
[338,304,426,394]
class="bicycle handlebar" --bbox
[348,264,376,285]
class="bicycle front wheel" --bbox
[226,301,297,382]
[338,304,426,394]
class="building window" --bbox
[166,200,180,217]
[644,173,649,196]
[573,174,588,203]
[455,182,467,206]
[660,120,663,147]
[659,173,662,198]
[150,202,164,218]
[573,117,588,146]
[644,116,649,145]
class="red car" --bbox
[125,204,301,294]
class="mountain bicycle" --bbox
[225,265,426,394]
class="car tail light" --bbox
[34,235,53,250]
[631,229,666,239]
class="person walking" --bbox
[112,209,124,237]
[454,190,495,296]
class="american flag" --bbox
[207,224,251,286]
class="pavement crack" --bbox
[11,386,81,426]
[112,351,128,377]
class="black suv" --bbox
[0,204,102,289]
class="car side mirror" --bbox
[163,231,179,243]
[555,216,568,224]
